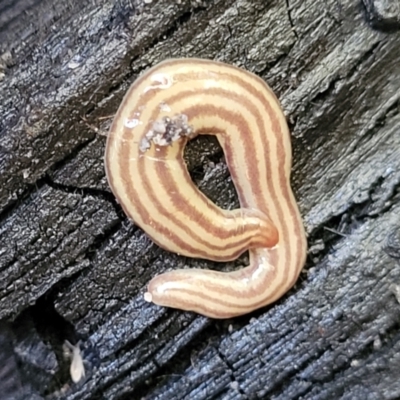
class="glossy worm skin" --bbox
[105,58,307,318]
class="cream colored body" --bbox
[105,59,307,318]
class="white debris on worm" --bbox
[139,114,194,152]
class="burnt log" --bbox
[1,0,400,399]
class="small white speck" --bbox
[144,73,173,93]
[350,359,360,367]
[68,61,80,69]
[383,167,394,177]
[373,336,382,350]
[389,283,400,304]
[139,137,151,152]
[159,102,171,112]
[0,51,12,64]
[144,292,153,302]
[68,55,84,70]
[124,118,140,128]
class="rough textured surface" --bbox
[0,0,400,399]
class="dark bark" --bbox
[1,0,400,399]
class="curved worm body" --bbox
[105,58,307,318]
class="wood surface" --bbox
[1,0,400,399]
